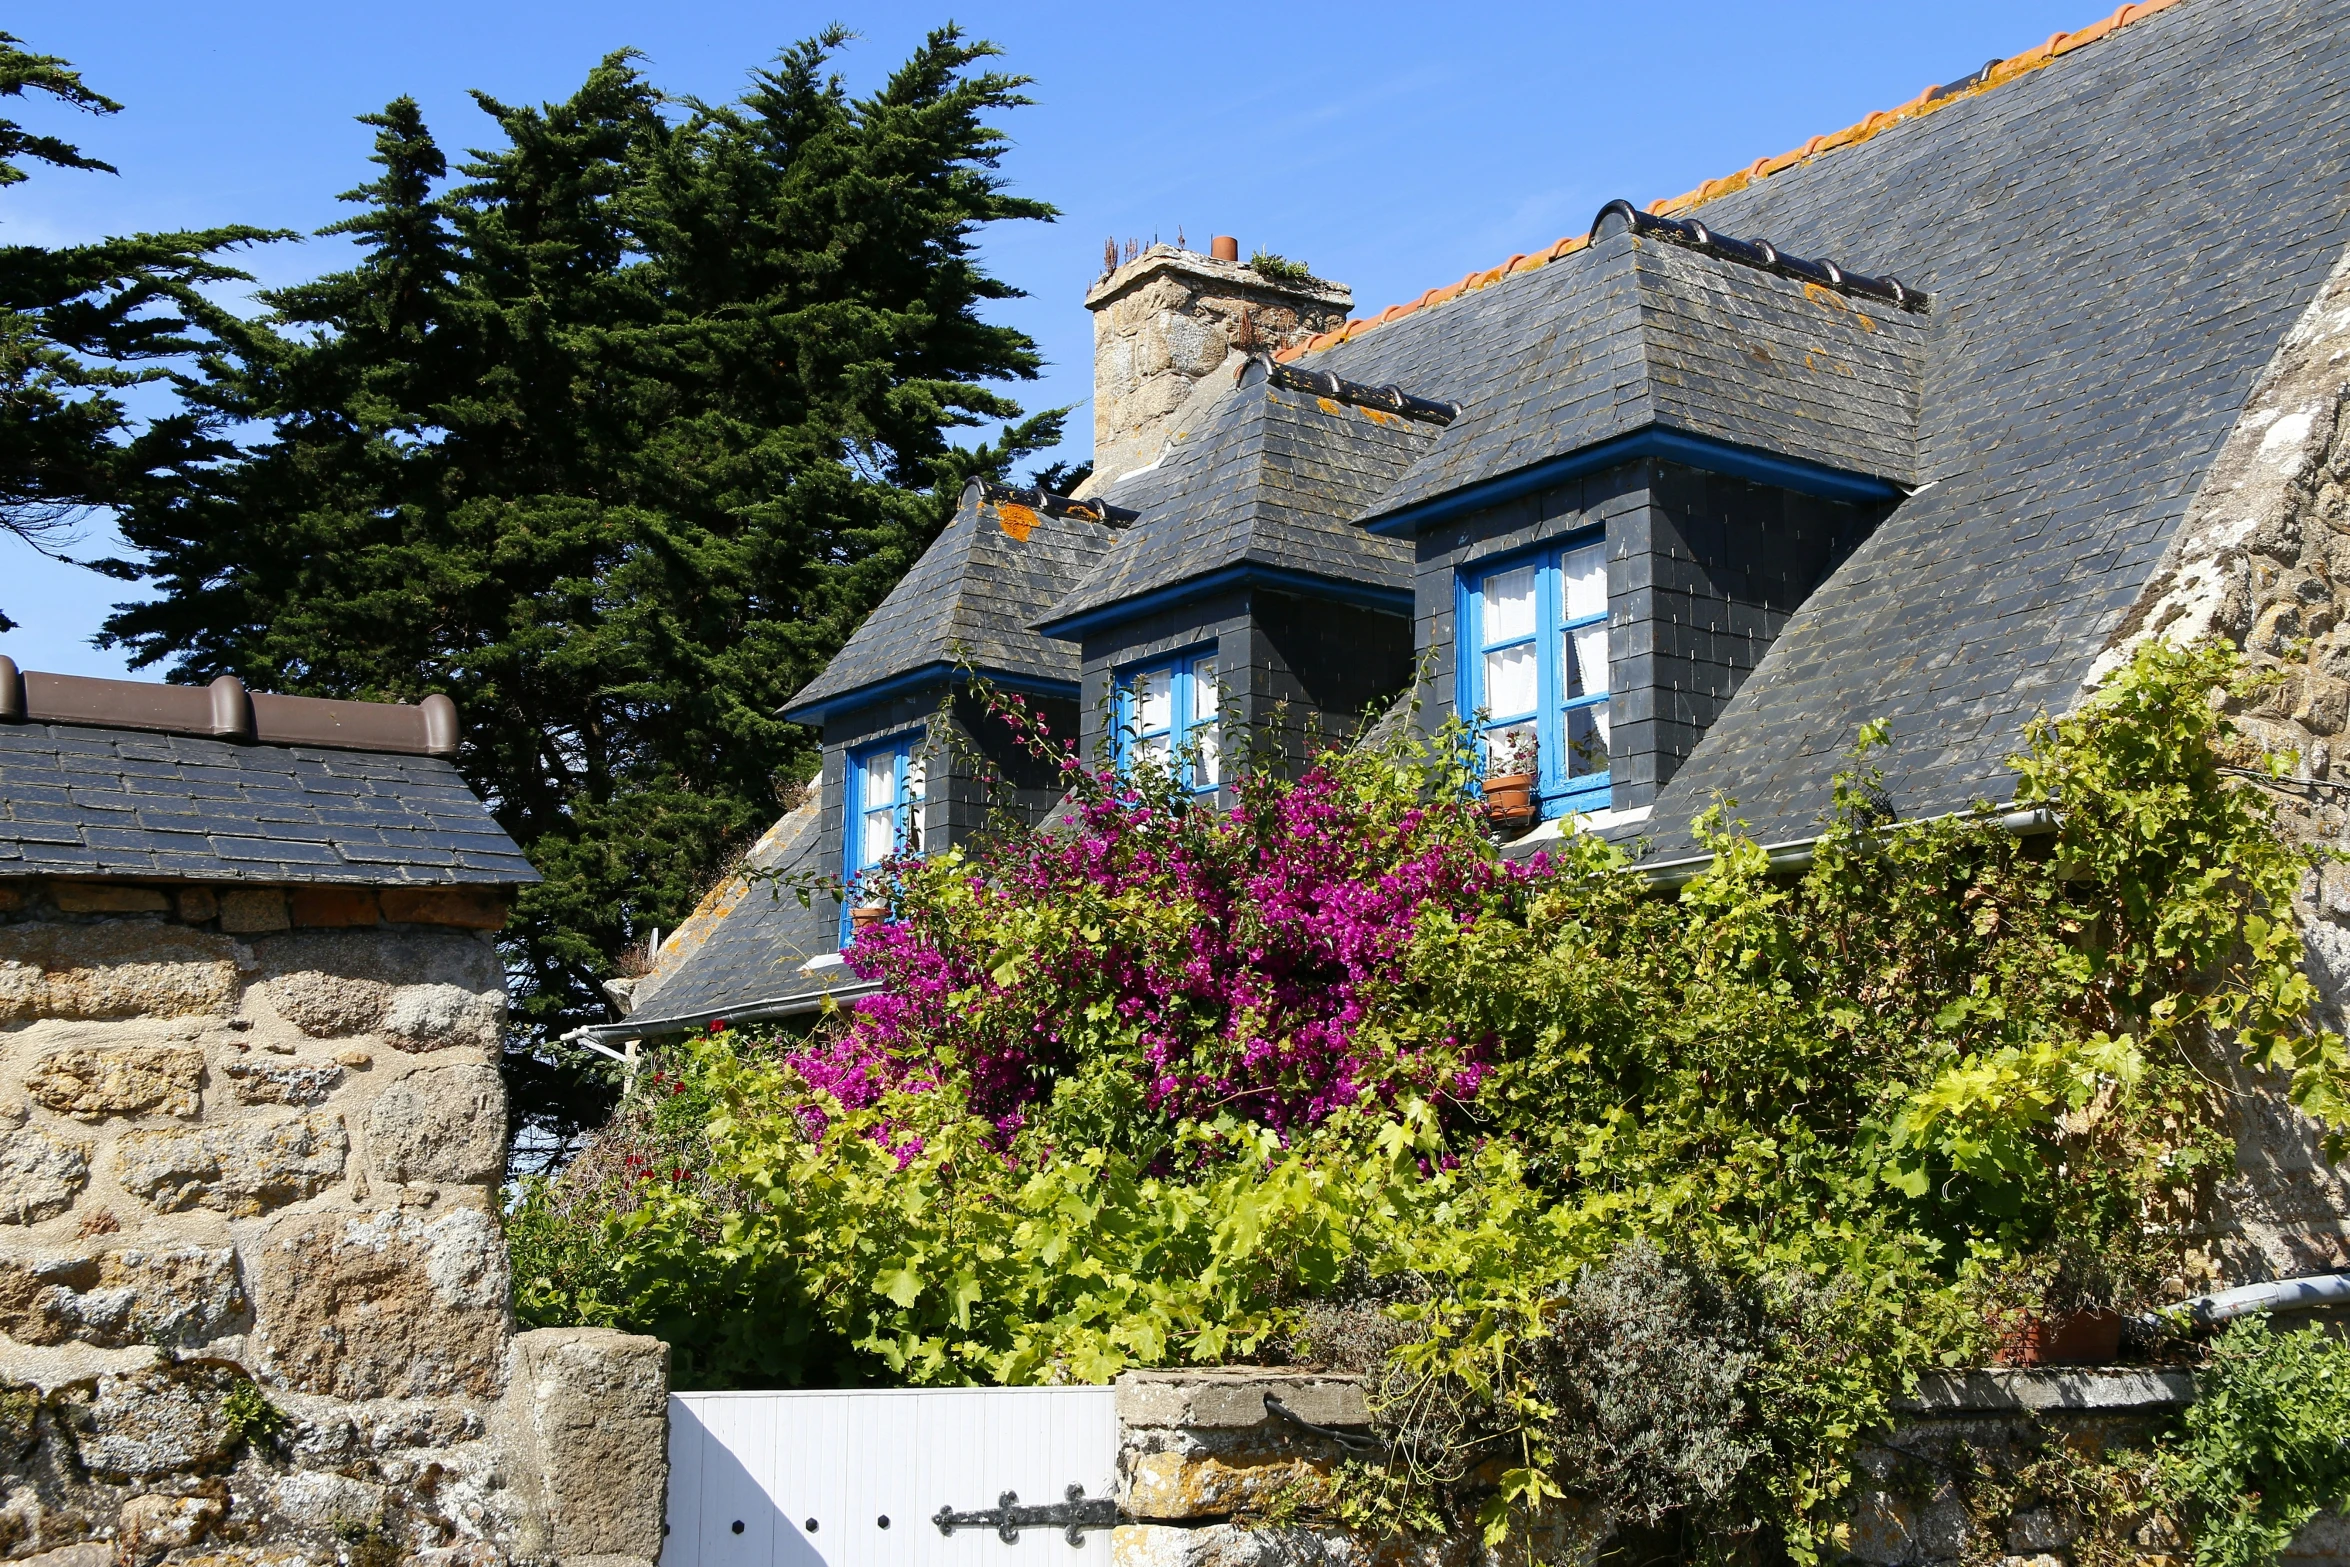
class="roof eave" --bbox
[1361,425,1910,539]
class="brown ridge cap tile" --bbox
[1285,0,2183,361]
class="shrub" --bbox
[2157,1316,2350,1567]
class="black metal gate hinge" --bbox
[933,1486,1118,1546]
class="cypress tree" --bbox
[0,32,276,630]
[103,28,1066,1160]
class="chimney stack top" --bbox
[1210,235,1239,262]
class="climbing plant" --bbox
[510,638,2349,1563]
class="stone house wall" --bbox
[0,877,666,1567]
[2094,241,2350,1283]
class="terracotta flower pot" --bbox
[1990,1307,2122,1367]
[1482,772,1537,825]
[850,904,888,934]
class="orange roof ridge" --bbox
[1272,0,2187,363]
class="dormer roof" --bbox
[781,480,1121,724]
[1035,365,1436,637]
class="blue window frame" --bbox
[842,731,926,937]
[1458,537,1611,816]
[1114,650,1222,793]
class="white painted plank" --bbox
[666,1388,1122,1567]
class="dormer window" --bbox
[1460,538,1610,816]
[849,732,927,877]
[1115,651,1221,793]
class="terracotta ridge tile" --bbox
[1276,0,2186,363]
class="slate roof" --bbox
[592,782,866,1038]
[1279,0,2350,855]
[782,483,1119,721]
[1041,372,1429,627]
[1356,235,1928,521]
[0,722,536,884]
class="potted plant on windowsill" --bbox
[850,903,888,935]
[1482,731,1539,828]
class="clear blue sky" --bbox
[3,0,2098,679]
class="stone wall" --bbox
[0,878,667,1566]
[1081,248,1352,494]
[2096,242,2350,1282]
[1108,1367,2349,1567]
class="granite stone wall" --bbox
[1108,1367,2348,1567]
[0,878,666,1567]
[2098,242,2350,1282]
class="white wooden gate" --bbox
[663,1388,1122,1567]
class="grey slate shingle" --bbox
[0,723,536,885]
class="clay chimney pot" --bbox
[1210,235,1240,262]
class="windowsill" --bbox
[800,953,846,974]
[1511,803,1652,850]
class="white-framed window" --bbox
[1114,649,1221,793]
[1459,537,1610,813]
[843,731,926,933]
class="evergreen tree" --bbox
[102,29,1065,1162]
[0,33,276,629]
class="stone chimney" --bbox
[1080,241,1352,493]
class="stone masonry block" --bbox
[48,884,169,915]
[24,1043,205,1120]
[0,922,240,1023]
[247,1205,510,1399]
[381,982,504,1052]
[53,1360,241,1481]
[380,885,510,930]
[217,887,290,934]
[289,886,381,928]
[117,1111,348,1215]
[172,887,219,924]
[249,929,504,1046]
[0,1126,90,1223]
[499,1327,671,1564]
[221,1055,345,1105]
[367,1062,504,1185]
[1115,1369,1369,1431]
[0,1244,248,1348]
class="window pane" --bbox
[1133,668,1172,734]
[860,807,895,867]
[1481,565,1538,644]
[1565,623,1609,699]
[1484,643,1538,719]
[1487,722,1537,776]
[1138,732,1173,770]
[1566,703,1611,779]
[1560,543,1606,622]
[903,753,926,801]
[1194,725,1220,787]
[1191,658,1219,720]
[860,751,897,809]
